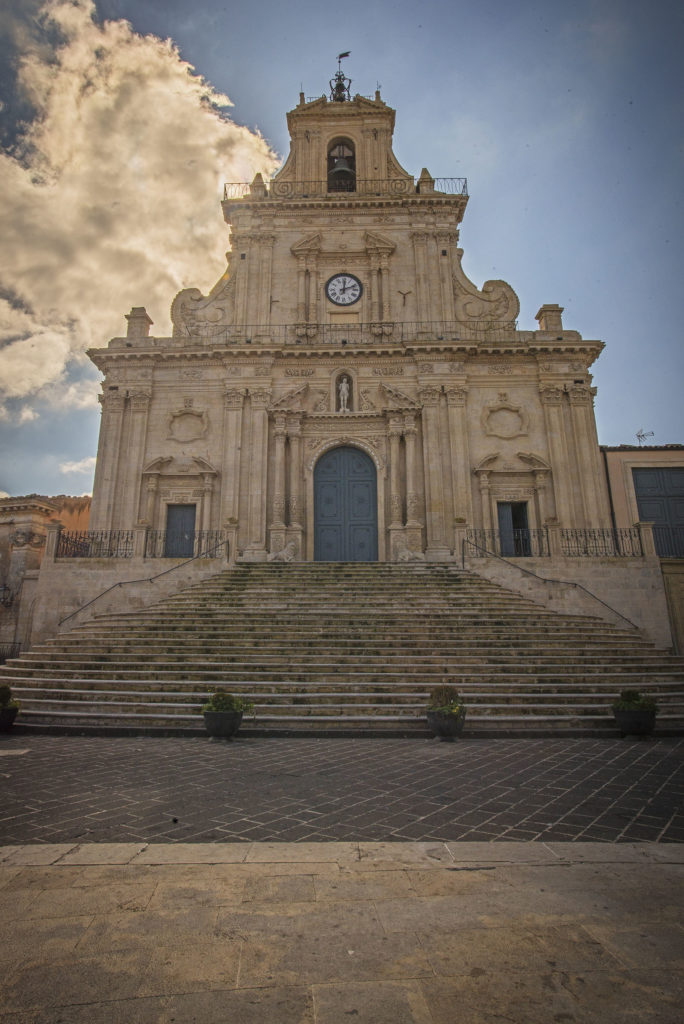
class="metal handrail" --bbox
[461,537,641,633]
[58,536,229,628]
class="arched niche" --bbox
[327,138,356,192]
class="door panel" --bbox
[314,447,378,561]
[165,504,196,558]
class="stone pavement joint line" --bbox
[1,842,683,1023]
[1,735,683,844]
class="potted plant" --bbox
[201,690,254,740]
[426,683,466,742]
[612,689,658,737]
[0,684,19,732]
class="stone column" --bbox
[437,233,456,322]
[271,414,287,528]
[388,417,403,526]
[411,232,430,328]
[380,256,391,322]
[419,387,450,558]
[568,384,610,527]
[256,233,275,334]
[404,414,420,528]
[202,473,214,534]
[221,387,245,558]
[143,474,158,525]
[45,522,63,561]
[308,257,320,328]
[368,257,379,322]
[534,469,550,527]
[90,390,125,530]
[445,386,471,527]
[479,472,493,533]
[287,416,303,529]
[245,388,271,558]
[296,256,306,325]
[539,385,575,527]
[120,390,150,530]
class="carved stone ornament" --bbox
[452,248,520,324]
[380,383,421,411]
[482,394,529,439]
[167,407,209,442]
[488,364,514,375]
[372,365,404,376]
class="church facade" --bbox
[88,71,612,567]
[16,68,677,650]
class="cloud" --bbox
[58,455,97,475]
[0,0,279,417]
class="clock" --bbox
[325,273,363,306]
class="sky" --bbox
[0,0,682,497]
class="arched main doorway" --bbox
[314,446,378,561]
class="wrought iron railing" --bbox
[466,528,550,558]
[0,642,21,664]
[560,528,642,557]
[56,530,135,559]
[223,177,468,200]
[652,525,684,558]
[182,320,517,346]
[144,530,226,559]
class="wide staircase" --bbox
[2,563,683,736]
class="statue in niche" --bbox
[337,374,352,413]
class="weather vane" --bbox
[330,52,351,102]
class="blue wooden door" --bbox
[165,504,196,557]
[314,447,378,561]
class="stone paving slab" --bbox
[1,734,683,844]
[0,842,682,1023]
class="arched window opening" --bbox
[327,140,356,193]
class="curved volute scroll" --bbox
[452,247,520,326]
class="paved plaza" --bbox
[1,734,683,844]
[1,735,682,1022]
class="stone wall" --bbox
[465,554,673,649]
[29,555,229,645]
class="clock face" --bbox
[325,273,363,306]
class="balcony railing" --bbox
[56,530,134,559]
[560,528,643,557]
[466,527,644,559]
[223,177,468,200]
[144,530,226,559]
[182,320,517,346]
[652,525,684,558]
[467,529,550,558]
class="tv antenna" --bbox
[636,429,654,446]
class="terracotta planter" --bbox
[426,708,466,742]
[203,710,243,740]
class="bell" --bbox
[329,157,353,177]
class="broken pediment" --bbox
[269,383,309,412]
[291,233,323,256]
[364,231,395,256]
[379,382,421,411]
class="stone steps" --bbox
[3,562,683,736]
